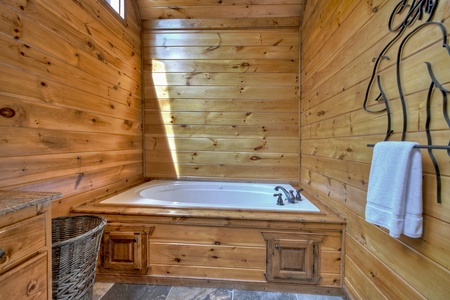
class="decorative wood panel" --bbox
[262,232,324,284]
[148,224,267,282]
[300,0,450,299]
[101,224,154,274]
[0,0,143,216]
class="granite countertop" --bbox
[0,190,62,216]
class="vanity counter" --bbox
[0,190,61,216]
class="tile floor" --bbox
[93,283,345,300]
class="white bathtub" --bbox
[100,180,320,212]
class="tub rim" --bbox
[98,179,321,213]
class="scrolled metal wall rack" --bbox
[364,0,450,203]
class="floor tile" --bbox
[296,295,343,300]
[93,282,114,300]
[166,286,232,300]
[100,283,171,300]
[234,289,297,300]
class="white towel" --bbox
[365,141,423,238]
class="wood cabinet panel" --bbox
[100,224,154,274]
[149,264,266,282]
[150,243,266,269]
[150,224,265,247]
[147,225,340,287]
[0,252,49,300]
[0,214,46,273]
[262,232,324,284]
[103,232,143,271]
[0,193,53,298]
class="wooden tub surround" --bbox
[72,188,345,296]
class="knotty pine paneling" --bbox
[143,32,300,180]
[142,0,305,181]
[301,0,450,299]
[137,0,305,20]
[0,0,143,216]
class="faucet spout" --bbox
[274,186,295,203]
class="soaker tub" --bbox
[100,180,320,212]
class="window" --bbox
[106,0,125,19]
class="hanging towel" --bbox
[365,141,423,238]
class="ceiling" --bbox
[135,0,306,26]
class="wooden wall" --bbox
[0,0,143,216]
[140,0,304,182]
[301,0,450,298]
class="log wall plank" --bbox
[142,0,304,181]
[0,0,143,215]
[301,1,450,299]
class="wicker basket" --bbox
[52,215,107,300]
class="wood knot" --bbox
[0,107,16,118]
[317,111,325,116]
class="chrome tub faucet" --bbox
[274,186,303,204]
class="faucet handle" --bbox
[295,189,304,201]
[286,190,296,203]
[273,193,284,206]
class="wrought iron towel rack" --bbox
[367,144,450,204]
[363,0,449,204]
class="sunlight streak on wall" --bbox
[152,59,180,178]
